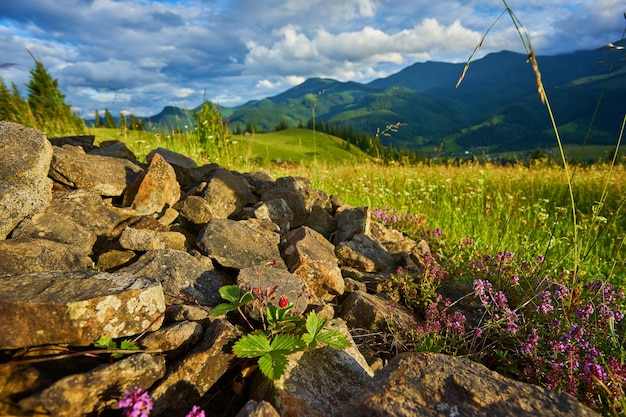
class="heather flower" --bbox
[521,328,539,355]
[185,405,206,417]
[537,291,554,314]
[510,274,520,286]
[537,254,545,263]
[118,388,153,417]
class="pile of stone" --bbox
[0,121,597,416]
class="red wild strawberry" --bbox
[278,296,289,308]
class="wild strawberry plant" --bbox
[211,284,350,380]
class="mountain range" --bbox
[146,40,626,156]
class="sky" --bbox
[0,0,623,118]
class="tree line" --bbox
[0,56,85,135]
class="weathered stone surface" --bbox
[197,218,287,270]
[305,204,337,239]
[123,152,181,215]
[119,249,224,305]
[147,147,198,189]
[344,352,600,417]
[19,353,165,417]
[140,320,203,357]
[200,166,256,219]
[282,226,344,301]
[49,144,143,196]
[261,176,314,228]
[335,234,396,273]
[118,226,187,251]
[339,291,415,332]
[237,265,315,320]
[11,211,97,254]
[151,319,241,416]
[253,198,294,235]
[253,320,373,417]
[177,195,214,226]
[96,249,138,271]
[89,139,137,161]
[48,189,122,236]
[332,205,370,245]
[0,238,93,276]
[48,134,96,150]
[235,400,281,417]
[0,121,53,239]
[0,271,166,349]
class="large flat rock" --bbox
[0,271,166,349]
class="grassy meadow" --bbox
[85,123,626,415]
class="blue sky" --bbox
[0,0,623,117]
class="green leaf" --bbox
[258,351,290,380]
[210,302,238,317]
[270,334,306,354]
[120,339,140,351]
[94,335,116,350]
[302,311,327,348]
[233,334,272,358]
[219,285,243,304]
[315,330,351,350]
[305,311,327,337]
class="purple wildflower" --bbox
[186,405,206,417]
[118,388,153,417]
[537,291,554,314]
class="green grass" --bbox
[90,127,370,170]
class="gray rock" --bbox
[332,205,370,245]
[339,291,415,333]
[0,271,166,349]
[11,211,97,254]
[253,198,294,235]
[151,319,241,416]
[119,249,224,305]
[335,234,396,273]
[200,166,257,219]
[139,320,203,358]
[49,144,143,196]
[177,195,214,226]
[282,226,344,301]
[305,204,337,239]
[237,265,315,320]
[344,352,600,417]
[261,176,315,228]
[118,226,187,251]
[89,140,137,161]
[122,152,181,215]
[235,400,281,417]
[197,218,287,270]
[0,238,93,276]
[47,188,123,236]
[0,121,53,239]
[147,147,198,189]
[19,353,165,417]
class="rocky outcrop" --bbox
[0,121,598,417]
[344,352,599,417]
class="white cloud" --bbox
[0,0,622,117]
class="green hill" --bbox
[141,41,626,157]
[234,128,371,165]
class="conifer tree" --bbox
[26,54,84,132]
[94,110,103,128]
[0,77,11,121]
[104,108,116,128]
[119,111,127,131]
